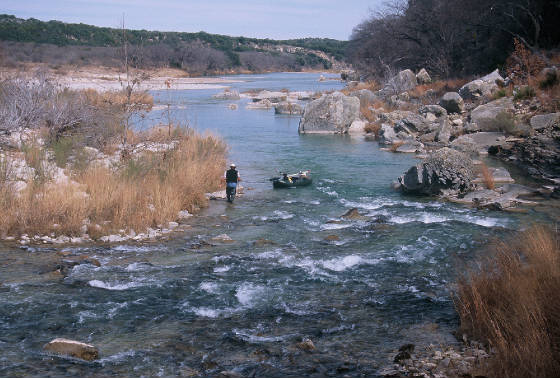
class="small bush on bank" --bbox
[514,85,536,100]
[455,226,560,378]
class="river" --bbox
[0,72,550,377]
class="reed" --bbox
[455,226,560,378]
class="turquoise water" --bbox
[0,73,543,377]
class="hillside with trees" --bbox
[348,0,560,79]
[0,14,347,75]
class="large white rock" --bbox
[298,92,361,134]
[43,338,99,361]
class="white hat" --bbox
[230,163,236,167]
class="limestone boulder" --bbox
[396,69,418,92]
[340,70,360,81]
[213,89,240,100]
[397,148,475,195]
[416,68,432,84]
[298,92,361,134]
[439,92,464,113]
[459,69,504,99]
[470,97,514,131]
[43,338,99,361]
[530,113,560,131]
[274,102,304,115]
[350,89,377,106]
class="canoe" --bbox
[271,171,312,189]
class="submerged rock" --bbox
[298,92,360,134]
[213,89,240,100]
[341,208,366,220]
[296,338,316,351]
[211,234,234,243]
[43,338,99,361]
[397,148,475,196]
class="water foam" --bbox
[235,283,265,306]
[88,280,143,291]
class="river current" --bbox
[0,73,547,377]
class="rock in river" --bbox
[397,148,475,196]
[298,92,360,134]
[43,338,99,361]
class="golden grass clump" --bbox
[455,226,560,378]
[479,163,495,190]
[0,129,226,237]
[364,121,382,138]
[389,140,404,152]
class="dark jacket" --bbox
[225,168,239,183]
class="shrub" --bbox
[51,136,75,168]
[513,85,536,100]
[455,226,560,378]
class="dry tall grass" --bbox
[455,226,560,378]
[389,140,404,152]
[364,121,382,138]
[0,129,226,237]
[479,163,495,190]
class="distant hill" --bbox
[0,14,348,75]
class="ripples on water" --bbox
[0,73,541,377]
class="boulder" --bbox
[436,118,451,143]
[396,69,418,91]
[213,90,240,100]
[439,92,464,113]
[246,99,272,110]
[459,69,504,99]
[341,70,360,81]
[274,102,303,115]
[341,208,366,220]
[348,119,367,134]
[379,124,398,145]
[43,338,99,361]
[470,97,514,131]
[254,90,287,103]
[211,234,234,243]
[395,140,424,153]
[296,338,316,351]
[350,89,377,106]
[530,113,560,130]
[397,148,475,195]
[451,132,507,154]
[416,68,432,84]
[298,92,361,134]
[419,105,447,119]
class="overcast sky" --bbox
[3,0,384,40]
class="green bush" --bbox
[514,86,536,100]
[51,136,74,168]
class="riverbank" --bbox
[0,64,341,92]
[0,73,227,244]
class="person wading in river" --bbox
[224,163,241,202]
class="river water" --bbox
[0,73,551,377]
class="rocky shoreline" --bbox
[297,67,559,215]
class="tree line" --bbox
[0,14,346,74]
[348,0,560,79]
